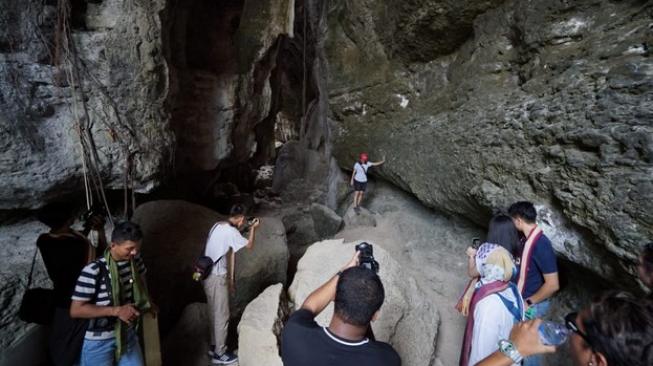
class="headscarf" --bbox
[456,243,515,316]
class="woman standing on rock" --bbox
[457,214,524,366]
[350,152,385,212]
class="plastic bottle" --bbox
[538,321,569,346]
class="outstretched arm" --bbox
[301,251,360,315]
[370,156,386,166]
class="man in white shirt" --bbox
[203,205,260,365]
[350,152,385,212]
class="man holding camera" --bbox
[281,249,400,366]
[203,205,260,365]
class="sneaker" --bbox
[211,352,238,365]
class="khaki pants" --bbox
[203,274,229,354]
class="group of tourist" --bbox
[457,201,653,366]
[31,193,652,366]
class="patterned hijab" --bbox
[456,243,515,316]
[475,243,515,284]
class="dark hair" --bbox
[229,204,246,218]
[582,292,653,366]
[507,201,537,223]
[37,202,75,229]
[487,214,520,256]
[642,242,653,274]
[334,267,385,326]
[111,221,143,244]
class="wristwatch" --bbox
[526,298,534,306]
[498,339,523,363]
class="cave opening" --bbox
[162,0,307,215]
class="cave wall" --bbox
[0,0,173,210]
[326,0,652,286]
[0,0,301,352]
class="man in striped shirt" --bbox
[70,222,151,366]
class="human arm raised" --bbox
[466,246,480,278]
[370,156,386,167]
[244,218,260,250]
[300,251,360,315]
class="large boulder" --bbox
[161,303,212,366]
[343,206,377,228]
[237,283,285,366]
[310,203,343,238]
[132,200,289,336]
[0,220,51,353]
[288,239,439,366]
[326,0,653,285]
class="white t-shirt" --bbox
[353,162,372,182]
[469,287,523,366]
[204,223,249,275]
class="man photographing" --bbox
[203,205,261,365]
[281,251,401,366]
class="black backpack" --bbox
[192,223,225,281]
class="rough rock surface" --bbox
[310,203,342,238]
[161,303,212,366]
[0,220,51,351]
[326,0,653,284]
[288,239,439,366]
[132,200,288,335]
[343,206,378,228]
[0,0,173,209]
[237,283,284,366]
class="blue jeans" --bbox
[523,300,551,366]
[80,330,143,366]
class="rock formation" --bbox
[132,200,289,335]
[326,0,652,285]
[237,283,285,366]
[289,239,440,366]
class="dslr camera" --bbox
[355,242,379,273]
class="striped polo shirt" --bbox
[72,255,146,339]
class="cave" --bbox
[0,0,651,365]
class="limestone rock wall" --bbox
[0,0,173,210]
[326,0,652,285]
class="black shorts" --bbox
[353,180,367,192]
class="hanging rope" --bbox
[55,0,113,225]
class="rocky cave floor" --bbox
[1,178,605,366]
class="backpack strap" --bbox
[87,259,116,332]
[496,283,524,322]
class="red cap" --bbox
[359,153,369,162]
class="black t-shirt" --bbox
[37,232,89,307]
[281,309,401,366]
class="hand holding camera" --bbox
[355,242,380,273]
[249,217,261,229]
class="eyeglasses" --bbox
[564,312,593,348]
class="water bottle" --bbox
[538,321,569,346]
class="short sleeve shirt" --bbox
[281,309,401,366]
[353,162,372,182]
[204,223,248,275]
[520,234,558,299]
